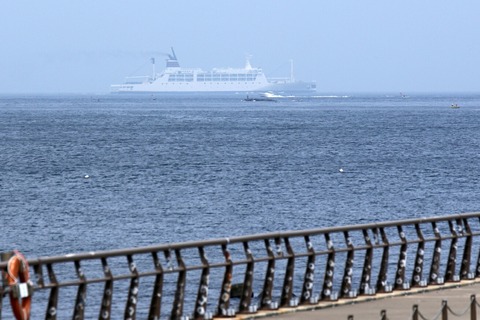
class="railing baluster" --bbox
[239,242,254,314]
[33,262,45,288]
[376,228,390,293]
[300,235,316,304]
[0,284,2,319]
[171,249,186,319]
[259,239,276,310]
[321,233,336,300]
[99,257,113,320]
[124,255,139,320]
[0,253,6,320]
[411,223,425,287]
[394,225,408,290]
[194,246,210,319]
[217,243,233,315]
[476,217,480,277]
[359,229,373,295]
[429,222,442,284]
[148,252,163,320]
[445,220,458,282]
[280,237,295,307]
[73,260,87,320]
[45,263,59,320]
[340,231,355,298]
[460,218,472,279]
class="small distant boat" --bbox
[243,95,276,102]
[450,104,460,109]
[261,91,284,99]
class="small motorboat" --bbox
[243,95,276,102]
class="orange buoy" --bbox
[4,251,32,320]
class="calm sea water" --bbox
[1,93,480,257]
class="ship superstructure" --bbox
[111,48,316,93]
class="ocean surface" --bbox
[1,93,480,258]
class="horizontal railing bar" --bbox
[249,212,479,239]
[30,237,466,290]
[21,235,472,276]
[2,212,476,269]
[24,236,472,280]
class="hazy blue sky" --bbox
[1,1,478,94]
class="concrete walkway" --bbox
[228,280,480,320]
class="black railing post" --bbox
[0,252,13,320]
[460,218,472,279]
[33,260,45,288]
[429,222,442,285]
[148,252,163,320]
[376,228,390,293]
[300,235,316,304]
[171,249,187,319]
[99,257,113,320]
[46,263,59,320]
[218,242,233,316]
[280,237,295,307]
[359,229,373,295]
[340,231,355,298]
[445,220,458,282]
[73,260,87,320]
[411,224,425,287]
[125,255,139,320]
[0,281,2,320]
[193,246,210,319]
[321,233,336,300]
[239,242,254,314]
[476,216,480,278]
[259,238,276,310]
[394,225,408,290]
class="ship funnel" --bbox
[166,47,180,68]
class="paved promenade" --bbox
[229,280,480,320]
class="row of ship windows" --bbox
[168,76,257,82]
[159,82,260,85]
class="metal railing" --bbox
[3,212,480,319]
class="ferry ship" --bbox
[111,48,316,94]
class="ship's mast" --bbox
[151,58,156,80]
[245,54,253,70]
[170,47,177,60]
[290,59,294,82]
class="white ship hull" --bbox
[111,48,316,94]
[111,80,316,93]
